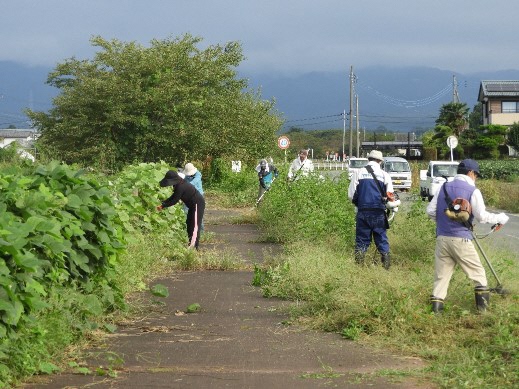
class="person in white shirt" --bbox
[426,159,509,313]
[348,150,396,269]
[287,149,314,181]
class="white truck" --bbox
[381,156,412,191]
[419,161,459,201]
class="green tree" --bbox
[508,122,519,151]
[471,124,507,159]
[27,35,282,170]
[429,102,470,159]
[435,102,469,137]
[468,102,483,130]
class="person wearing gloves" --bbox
[182,162,205,233]
[287,149,314,181]
[256,159,278,203]
[426,159,509,313]
[348,150,397,269]
[157,170,205,250]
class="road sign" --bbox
[278,136,290,149]
[447,136,458,162]
[447,135,458,149]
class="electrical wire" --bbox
[355,79,453,108]
[284,113,344,123]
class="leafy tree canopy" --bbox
[435,102,469,137]
[27,35,282,171]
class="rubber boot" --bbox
[381,253,390,270]
[354,250,365,265]
[430,296,444,314]
[475,286,490,312]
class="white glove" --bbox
[496,213,509,225]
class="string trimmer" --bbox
[471,223,509,295]
[255,177,276,207]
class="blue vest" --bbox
[352,167,387,211]
[436,179,475,239]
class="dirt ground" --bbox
[23,207,434,389]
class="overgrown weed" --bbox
[255,175,519,388]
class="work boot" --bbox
[354,250,365,265]
[430,296,444,314]
[475,286,490,312]
[381,252,390,270]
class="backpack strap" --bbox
[366,165,387,202]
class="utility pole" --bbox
[342,109,346,161]
[349,66,354,158]
[355,94,360,157]
[453,75,460,103]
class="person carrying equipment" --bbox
[256,159,278,204]
[426,159,509,313]
[348,150,397,269]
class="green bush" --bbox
[206,158,258,207]
[0,161,128,385]
[257,173,355,246]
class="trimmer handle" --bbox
[491,223,502,231]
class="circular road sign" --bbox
[447,135,458,149]
[278,136,290,149]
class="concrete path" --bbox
[24,207,432,389]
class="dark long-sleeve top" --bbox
[161,180,205,209]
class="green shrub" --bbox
[0,161,127,385]
[206,158,258,207]
[257,173,355,246]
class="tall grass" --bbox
[255,176,519,388]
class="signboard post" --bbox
[446,135,458,161]
[278,136,290,163]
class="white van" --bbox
[381,157,412,191]
[347,157,368,179]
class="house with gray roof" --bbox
[0,129,37,149]
[478,80,519,126]
[478,80,519,156]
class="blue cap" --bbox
[459,159,480,177]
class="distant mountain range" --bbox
[2,60,519,132]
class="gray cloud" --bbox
[1,0,518,74]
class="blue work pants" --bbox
[355,210,389,254]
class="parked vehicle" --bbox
[419,161,459,201]
[381,156,412,191]
[347,157,368,179]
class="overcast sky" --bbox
[2,0,519,75]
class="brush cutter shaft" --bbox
[471,230,503,287]
[255,177,276,206]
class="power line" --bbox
[355,80,452,108]
[283,118,343,128]
[284,113,343,123]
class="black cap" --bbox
[159,170,183,187]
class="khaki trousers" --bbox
[432,235,487,300]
